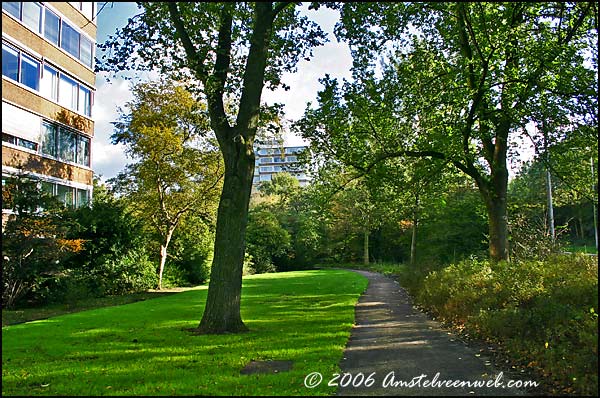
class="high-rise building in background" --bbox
[253,142,310,189]
[2,2,96,212]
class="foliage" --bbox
[509,157,598,258]
[2,270,368,396]
[1,173,83,308]
[36,180,157,303]
[416,185,488,264]
[245,208,291,273]
[413,255,598,396]
[165,214,214,286]
[110,79,223,289]
[252,173,333,269]
[327,253,598,395]
[297,2,598,262]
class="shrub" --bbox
[246,209,291,273]
[2,173,83,308]
[414,254,598,395]
[49,185,156,301]
[167,215,213,286]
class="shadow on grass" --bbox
[2,290,190,327]
[2,270,367,396]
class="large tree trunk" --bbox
[197,138,254,334]
[480,175,510,263]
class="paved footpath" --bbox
[337,270,528,396]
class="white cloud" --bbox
[262,6,353,146]
[92,72,134,181]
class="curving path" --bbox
[337,270,529,396]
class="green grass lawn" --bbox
[563,244,598,254]
[2,291,181,327]
[2,270,368,396]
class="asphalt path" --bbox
[337,270,530,396]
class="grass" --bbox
[2,291,181,327]
[563,244,598,254]
[2,269,368,396]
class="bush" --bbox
[414,254,598,396]
[246,209,291,273]
[167,215,213,286]
[51,186,156,301]
[2,173,83,308]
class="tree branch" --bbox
[236,2,274,133]
[272,1,295,18]
[167,3,207,82]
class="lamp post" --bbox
[591,156,598,250]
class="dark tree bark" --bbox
[198,136,255,333]
[167,2,280,333]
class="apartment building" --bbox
[2,2,96,210]
[253,144,310,188]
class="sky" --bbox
[93,3,353,181]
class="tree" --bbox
[110,80,223,290]
[2,173,83,308]
[298,2,597,262]
[99,3,327,332]
[246,208,291,274]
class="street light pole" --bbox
[591,156,598,250]
[546,169,555,241]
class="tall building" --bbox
[253,143,310,188]
[2,2,96,211]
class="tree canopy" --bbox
[297,2,598,262]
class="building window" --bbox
[3,133,38,151]
[80,36,93,68]
[286,156,298,162]
[2,43,19,80]
[61,21,80,59]
[59,74,78,110]
[76,188,89,207]
[21,2,42,33]
[40,65,59,100]
[70,2,95,21]
[259,166,273,172]
[78,86,91,116]
[56,184,74,207]
[20,53,40,91]
[40,122,57,157]
[77,135,90,167]
[2,41,93,117]
[3,2,95,68]
[40,180,54,196]
[2,2,21,20]
[260,157,273,164]
[44,8,60,46]
[40,121,91,167]
[58,128,77,163]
